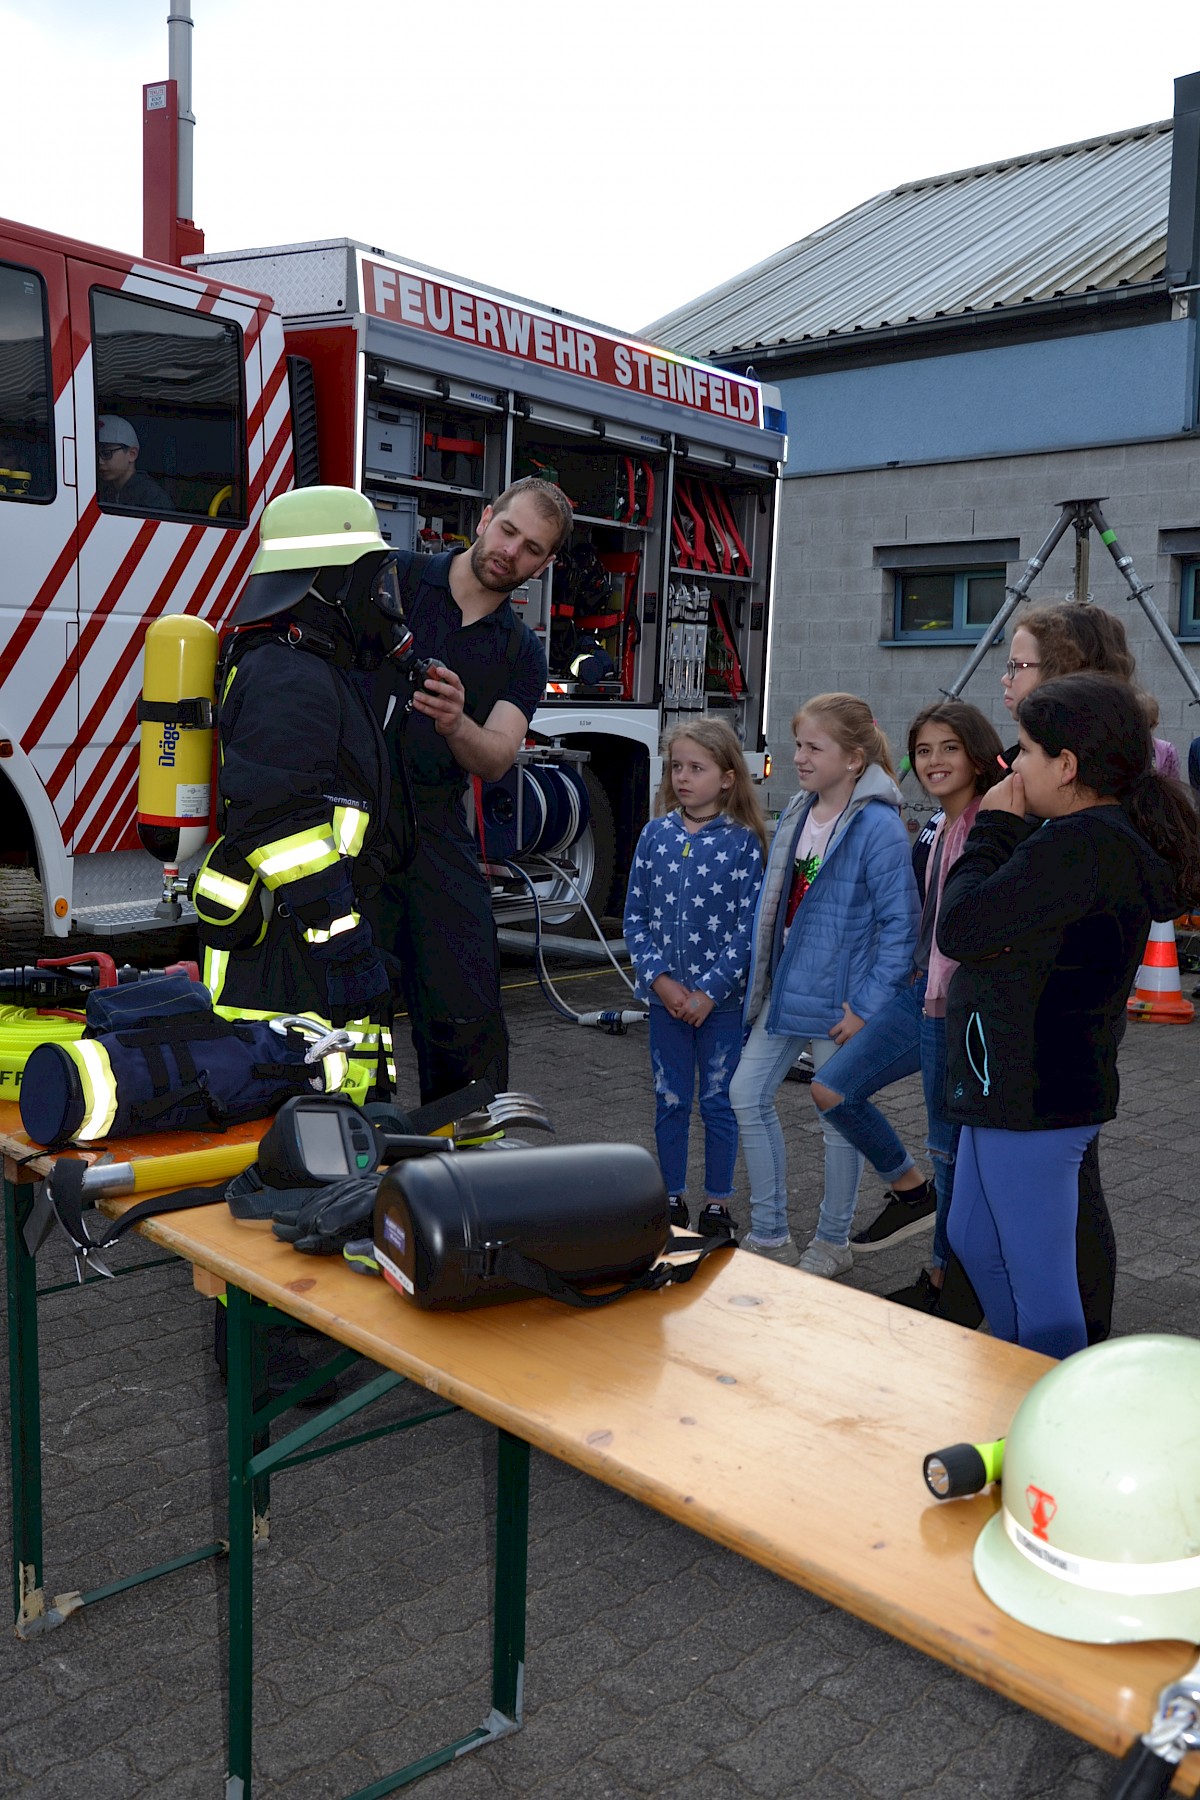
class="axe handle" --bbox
[83,1140,262,1199]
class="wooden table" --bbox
[4,1106,1198,1797]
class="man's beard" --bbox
[468,538,520,593]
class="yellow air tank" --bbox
[137,614,219,868]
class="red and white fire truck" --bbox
[0,165,785,942]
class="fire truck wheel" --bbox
[562,766,616,937]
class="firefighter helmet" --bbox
[973,1333,1200,1644]
[232,487,390,624]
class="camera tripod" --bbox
[941,497,1200,710]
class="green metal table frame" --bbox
[4,1164,530,1799]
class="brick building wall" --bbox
[763,438,1200,816]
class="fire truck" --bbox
[0,221,785,942]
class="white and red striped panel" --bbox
[0,253,294,859]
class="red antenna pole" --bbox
[141,3,204,267]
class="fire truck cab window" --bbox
[0,263,54,503]
[90,287,246,524]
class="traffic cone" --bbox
[1126,921,1195,1023]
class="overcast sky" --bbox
[6,1,1200,335]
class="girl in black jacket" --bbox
[938,675,1200,1357]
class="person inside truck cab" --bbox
[376,476,570,1104]
[96,414,172,512]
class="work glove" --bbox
[271,1175,381,1255]
[288,869,391,1023]
[324,949,391,1026]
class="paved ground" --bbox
[2,922,1199,1799]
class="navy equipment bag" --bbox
[19,975,347,1149]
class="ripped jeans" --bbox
[648,998,742,1199]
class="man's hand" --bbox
[411,662,466,740]
[829,1002,865,1046]
[413,687,527,782]
[978,771,1026,816]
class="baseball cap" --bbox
[97,414,139,451]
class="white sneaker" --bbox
[798,1239,853,1279]
[742,1234,801,1267]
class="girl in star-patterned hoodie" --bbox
[623,719,767,1234]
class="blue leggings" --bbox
[947,1123,1099,1358]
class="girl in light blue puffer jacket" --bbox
[729,694,919,1272]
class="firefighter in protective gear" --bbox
[193,487,404,1099]
[973,1333,1200,1644]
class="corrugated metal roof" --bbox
[645,122,1173,359]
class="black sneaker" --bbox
[668,1194,690,1230]
[698,1202,736,1238]
[887,1268,942,1313]
[851,1180,936,1251]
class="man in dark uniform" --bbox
[379,476,571,1103]
[96,415,173,511]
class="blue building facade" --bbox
[779,316,1199,476]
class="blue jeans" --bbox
[814,979,924,1248]
[728,1013,807,1241]
[948,1123,1098,1358]
[728,1015,865,1244]
[809,977,960,1263]
[648,1001,742,1199]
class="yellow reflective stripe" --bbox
[339,1018,381,1103]
[72,1040,118,1140]
[204,947,229,1003]
[346,1024,380,1067]
[333,805,368,858]
[194,868,253,910]
[211,1000,331,1027]
[302,911,360,945]
[335,1024,375,1046]
[321,1051,349,1091]
[222,661,239,704]
[208,1006,376,1044]
[248,824,340,885]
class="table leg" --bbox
[491,1428,529,1726]
[0,1169,87,1638]
[225,1281,270,1799]
[5,1171,46,1634]
[7,1169,226,1639]
[221,1295,529,1799]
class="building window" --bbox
[0,262,54,503]
[90,287,247,523]
[1181,561,1200,640]
[893,568,1006,641]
